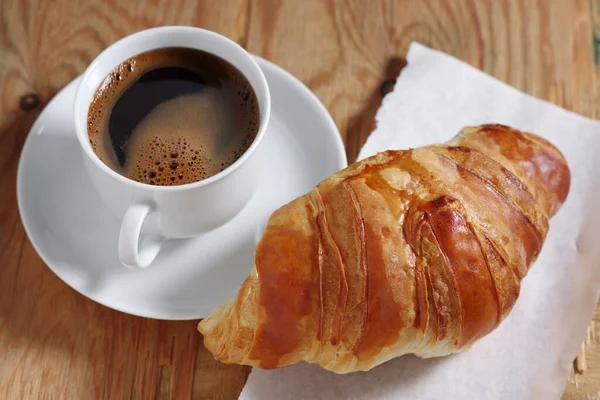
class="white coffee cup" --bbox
[73,27,271,268]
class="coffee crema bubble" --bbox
[87,47,260,186]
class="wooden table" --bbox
[1,0,599,398]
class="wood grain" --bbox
[0,0,599,398]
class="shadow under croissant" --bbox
[345,56,407,163]
[242,353,448,398]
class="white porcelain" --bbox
[73,27,271,268]
[17,57,347,320]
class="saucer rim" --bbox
[16,56,348,320]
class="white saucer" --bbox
[17,57,347,320]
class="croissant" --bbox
[198,124,570,373]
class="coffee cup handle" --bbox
[118,201,165,268]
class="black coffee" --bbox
[87,47,260,186]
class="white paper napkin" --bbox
[239,42,600,400]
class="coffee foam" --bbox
[124,93,250,185]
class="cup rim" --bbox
[73,26,271,192]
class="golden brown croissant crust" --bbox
[198,124,570,373]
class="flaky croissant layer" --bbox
[198,124,570,373]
